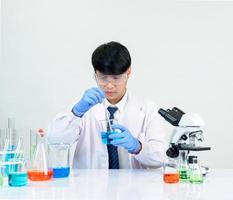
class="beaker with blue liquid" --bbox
[8,159,28,187]
[48,144,70,178]
[6,136,28,187]
[99,119,118,144]
[4,118,18,175]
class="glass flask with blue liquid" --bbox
[99,119,118,144]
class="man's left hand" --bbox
[109,124,141,154]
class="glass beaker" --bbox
[2,137,23,176]
[48,144,70,178]
[4,118,19,176]
[163,160,179,184]
[28,129,53,181]
[99,119,118,144]
[189,156,203,184]
[8,159,28,187]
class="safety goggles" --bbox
[95,72,128,85]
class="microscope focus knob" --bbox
[166,146,179,158]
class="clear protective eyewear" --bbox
[95,73,128,85]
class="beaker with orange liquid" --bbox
[163,161,179,184]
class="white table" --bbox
[0,169,232,200]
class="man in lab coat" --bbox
[47,41,165,169]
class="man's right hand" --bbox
[72,87,105,117]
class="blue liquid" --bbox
[101,131,117,144]
[5,145,16,176]
[8,172,28,187]
[53,167,70,178]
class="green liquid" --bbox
[189,174,203,184]
[179,168,190,181]
[0,174,3,186]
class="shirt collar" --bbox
[104,90,128,113]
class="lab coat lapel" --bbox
[92,103,106,122]
[120,94,145,138]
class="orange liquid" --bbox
[163,173,179,183]
[28,169,53,181]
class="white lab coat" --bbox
[47,92,166,169]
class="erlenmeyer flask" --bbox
[28,129,53,181]
[189,156,203,184]
[178,151,190,182]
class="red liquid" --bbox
[28,169,53,181]
[163,173,179,183]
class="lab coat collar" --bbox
[92,90,128,121]
[104,90,128,113]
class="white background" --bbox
[0,0,233,168]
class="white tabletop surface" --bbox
[0,169,232,200]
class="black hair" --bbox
[91,41,131,75]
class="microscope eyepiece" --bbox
[158,107,185,126]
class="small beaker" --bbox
[163,160,179,184]
[8,159,28,187]
[99,119,118,144]
[48,144,70,178]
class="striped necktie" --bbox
[107,106,119,169]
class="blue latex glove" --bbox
[72,87,105,117]
[109,124,141,154]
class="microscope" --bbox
[158,107,211,176]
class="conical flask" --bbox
[28,129,53,181]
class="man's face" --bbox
[95,68,131,104]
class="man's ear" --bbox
[127,67,131,77]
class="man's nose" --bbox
[106,81,114,88]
